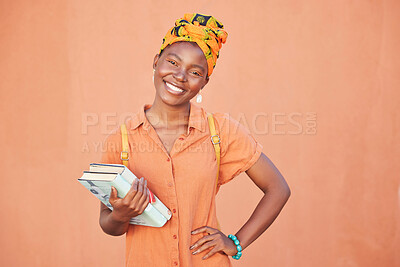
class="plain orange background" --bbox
[1,1,399,266]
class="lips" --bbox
[164,81,186,96]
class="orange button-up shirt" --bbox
[100,102,263,267]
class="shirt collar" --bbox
[187,102,206,133]
[130,102,206,133]
[129,104,151,131]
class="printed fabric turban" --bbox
[160,13,228,77]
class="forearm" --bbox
[235,185,290,250]
[99,208,130,236]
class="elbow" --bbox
[99,217,127,236]
[272,181,291,202]
[281,179,291,200]
[108,230,126,237]
[100,223,126,237]
[284,185,291,201]
[262,182,291,201]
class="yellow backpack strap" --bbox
[207,112,221,190]
[120,124,129,167]
[207,112,222,230]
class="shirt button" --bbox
[174,261,178,266]
[173,208,176,213]
[167,158,170,162]
[168,182,173,187]
[173,234,177,239]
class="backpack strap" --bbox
[207,112,222,230]
[207,113,221,191]
[120,124,129,167]
[120,124,157,203]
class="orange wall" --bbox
[1,1,399,266]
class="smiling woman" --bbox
[98,13,290,267]
[152,42,209,107]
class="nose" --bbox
[173,69,187,82]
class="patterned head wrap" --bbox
[160,13,228,77]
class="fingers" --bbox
[127,177,149,213]
[202,245,220,260]
[124,178,139,201]
[110,177,150,217]
[190,227,225,260]
[191,226,219,235]
[136,179,150,212]
[190,233,217,251]
[109,186,119,206]
[191,237,218,256]
[130,177,145,202]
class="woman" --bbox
[99,13,291,266]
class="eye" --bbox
[167,59,177,66]
[191,71,202,77]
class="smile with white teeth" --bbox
[165,82,185,94]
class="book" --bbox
[78,163,172,227]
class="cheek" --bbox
[192,79,207,90]
[157,61,174,75]
[187,80,203,94]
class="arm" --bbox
[235,152,291,250]
[99,177,150,236]
[99,202,130,236]
[190,152,290,259]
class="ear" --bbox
[153,54,160,69]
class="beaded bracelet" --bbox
[228,234,242,260]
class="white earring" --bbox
[196,93,202,103]
[152,69,155,83]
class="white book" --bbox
[78,163,172,227]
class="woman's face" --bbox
[152,41,209,107]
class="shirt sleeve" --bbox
[215,113,263,186]
[99,125,123,165]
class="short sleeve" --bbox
[99,125,123,165]
[215,113,263,186]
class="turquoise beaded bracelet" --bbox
[228,234,242,260]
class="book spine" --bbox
[110,174,131,198]
[120,167,137,184]
[151,195,172,220]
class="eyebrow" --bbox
[166,52,206,72]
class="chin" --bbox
[158,94,186,106]
[156,90,190,106]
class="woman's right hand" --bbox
[109,177,150,223]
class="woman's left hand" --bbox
[190,226,238,260]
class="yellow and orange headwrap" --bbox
[160,13,228,77]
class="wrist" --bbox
[110,210,130,224]
[228,234,243,260]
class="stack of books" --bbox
[78,163,171,227]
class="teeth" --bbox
[166,82,184,93]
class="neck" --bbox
[145,98,191,128]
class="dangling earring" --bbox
[152,69,155,83]
[196,92,202,103]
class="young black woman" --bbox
[98,13,290,266]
